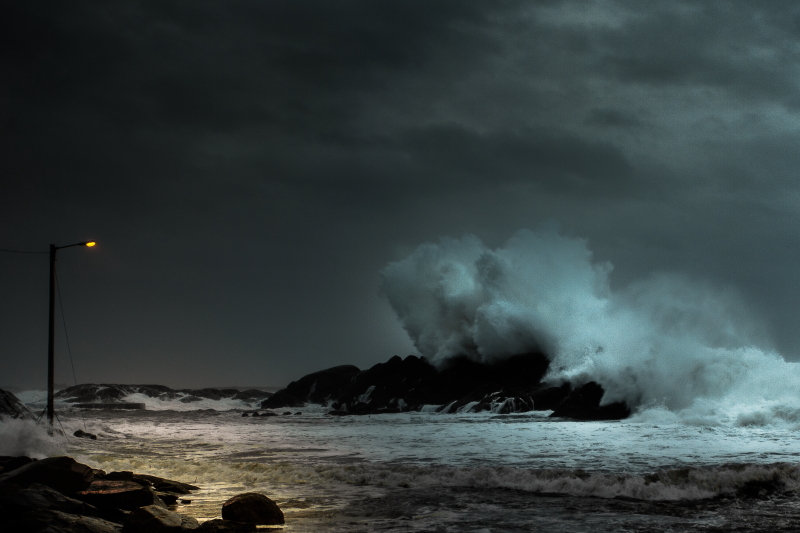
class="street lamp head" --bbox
[85,241,96,247]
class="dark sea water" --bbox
[6,398,800,533]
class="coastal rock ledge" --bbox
[0,455,280,533]
[262,352,631,420]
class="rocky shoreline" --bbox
[261,352,631,420]
[0,455,284,532]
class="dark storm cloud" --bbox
[3,0,800,388]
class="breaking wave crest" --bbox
[84,453,800,502]
[381,228,800,424]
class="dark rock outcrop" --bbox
[0,456,203,533]
[261,365,360,409]
[221,492,284,525]
[0,456,95,495]
[76,480,165,511]
[549,382,630,421]
[0,388,36,420]
[124,504,199,532]
[265,352,630,420]
[0,482,100,517]
[0,455,35,474]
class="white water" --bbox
[5,403,799,532]
[381,228,800,424]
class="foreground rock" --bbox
[125,504,199,532]
[0,388,36,420]
[0,456,95,495]
[197,519,256,532]
[0,456,203,533]
[221,492,284,525]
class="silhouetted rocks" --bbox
[124,504,199,532]
[0,456,95,495]
[549,381,631,421]
[265,352,631,420]
[0,456,205,532]
[55,384,273,407]
[77,479,165,511]
[261,365,361,409]
[0,388,36,420]
[0,455,35,474]
[221,492,284,525]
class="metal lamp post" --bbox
[47,241,96,427]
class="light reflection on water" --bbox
[55,408,800,532]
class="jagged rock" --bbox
[0,388,36,420]
[0,455,35,474]
[100,471,198,494]
[0,456,95,495]
[261,365,361,408]
[529,383,572,411]
[76,480,165,511]
[124,504,199,532]
[549,382,630,420]
[196,519,256,532]
[0,482,100,517]
[260,390,304,409]
[221,492,284,525]
[231,389,272,402]
[75,429,98,440]
[5,508,123,533]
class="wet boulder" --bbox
[74,429,98,440]
[0,455,35,474]
[0,482,100,517]
[549,382,630,420]
[221,492,284,525]
[6,508,123,533]
[124,504,199,532]
[76,480,165,511]
[0,456,95,495]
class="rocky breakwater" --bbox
[262,352,630,420]
[0,455,284,532]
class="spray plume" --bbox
[381,228,800,424]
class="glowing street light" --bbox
[47,241,96,427]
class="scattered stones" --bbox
[221,492,285,525]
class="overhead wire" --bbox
[0,248,48,254]
[55,265,88,431]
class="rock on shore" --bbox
[0,388,36,420]
[261,352,630,420]
[0,455,284,533]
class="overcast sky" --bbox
[2,0,800,389]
